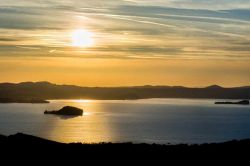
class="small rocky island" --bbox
[44,106,83,116]
[215,100,249,105]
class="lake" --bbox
[0,99,250,144]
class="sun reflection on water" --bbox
[44,100,114,143]
[71,99,93,103]
[83,112,91,116]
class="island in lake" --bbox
[215,100,249,105]
[44,106,83,116]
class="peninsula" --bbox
[0,98,49,104]
[215,100,249,105]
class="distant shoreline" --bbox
[0,99,49,104]
[1,81,250,101]
[1,98,250,104]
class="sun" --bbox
[71,29,94,48]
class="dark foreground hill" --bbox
[0,81,250,100]
[0,133,249,163]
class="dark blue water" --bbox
[0,99,250,144]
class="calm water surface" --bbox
[0,99,250,144]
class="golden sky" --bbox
[0,0,250,86]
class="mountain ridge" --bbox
[0,81,246,89]
[0,81,250,100]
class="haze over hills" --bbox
[0,81,250,100]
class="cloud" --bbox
[0,1,249,60]
[121,0,250,10]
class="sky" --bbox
[0,0,250,87]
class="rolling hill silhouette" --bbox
[0,82,250,100]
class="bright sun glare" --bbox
[71,29,94,48]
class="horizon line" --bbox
[0,81,250,89]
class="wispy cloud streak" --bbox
[0,1,249,60]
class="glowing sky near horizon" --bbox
[0,0,250,86]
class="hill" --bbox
[0,133,249,163]
[0,82,250,100]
